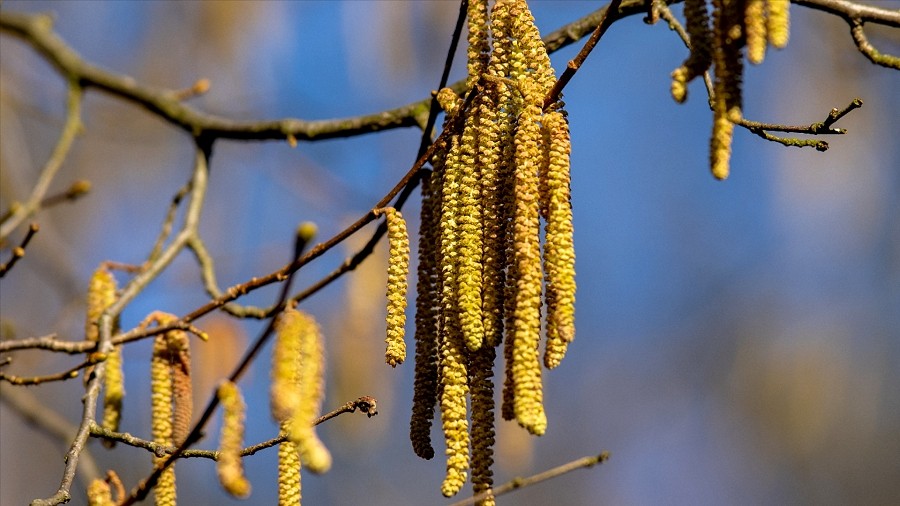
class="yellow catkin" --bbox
[85,265,117,343]
[436,88,463,116]
[439,323,470,497]
[272,308,304,423]
[767,0,790,48]
[467,0,490,88]
[285,310,332,474]
[168,332,192,446]
[671,0,713,102]
[509,0,555,94]
[710,0,744,180]
[510,82,547,436]
[480,0,516,350]
[541,111,576,369]
[101,346,124,436]
[381,207,410,367]
[745,0,768,64]
[217,380,251,498]
[85,265,124,436]
[456,108,486,353]
[151,332,176,506]
[87,479,114,506]
[277,422,302,506]
[411,170,441,460]
[470,346,496,506]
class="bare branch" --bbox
[0,84,82,241]
[0,222,39,277]
[448,451,611,506]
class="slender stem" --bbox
[448,451,611,506]
[0,84,82,241]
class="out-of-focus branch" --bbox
[0,357,90,385]
[793,0,900,69]
[0,1,664,146]
[656,3,865,151]
[28,144,211,506]
[0,385,101,490]
[0,222,39,277]
[448,451,611,506]
[89,395,378,461]
[0,84,82,241]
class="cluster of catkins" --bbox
[381,0,577,501]
[670,0,790,180]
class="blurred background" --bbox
[2,1,898,504]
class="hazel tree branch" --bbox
[0,84,82,241]
[88,395,378,461]
[0,385,102,490]
[447,451,611,506]
[0,222,39,277]
[655,3,868,151]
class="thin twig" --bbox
[0,385,102,490]
[544,0,623,109]
[90,396,377,461]
[0,84,82,241]
[117,224,313,506]
[656,2,864,151]
[37,179,91,209]
[0,222,39,277]
[29,144,211,506]
[447,451,611,506]
[0,1,664,146]
[0,358,91,385]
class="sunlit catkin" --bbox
[671,0,713,102]
[767,0,790,48]
[745,0,768,64]
[439,326,470,497]
[277,424,302,506]
[86,265,124,436]
[541,111,576,369]
[511,96,548,436]
[710,0,744,179]
[272,308,304,423]
[411,170,441,460]
[456,109,486,353]
[467,0,490,88]
[87,479,114,506]
[216,380,251,498]
[285,310,332,474]
[380,207,410,367]
[151,332,176,506]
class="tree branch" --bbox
[0,83,82,241]
[448,451,611,506]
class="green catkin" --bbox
[411,170,441,460]
[382,207,410,367]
